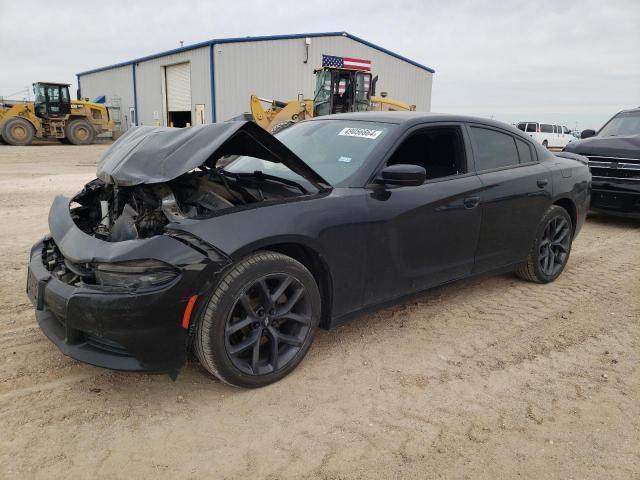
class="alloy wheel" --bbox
[224,273,312,376]
[538,215,571,276]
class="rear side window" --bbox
[516,138,535,164]
[470,127,519,170]
[525,123,537,132]
[540,124,553,133]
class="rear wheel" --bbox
[2,117,35,146]
[194,251,321,388]
[542,140,549,149]
[516,205,573,283]
[66,119,95,145]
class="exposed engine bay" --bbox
[70,168,303,242]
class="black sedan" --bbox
[27,113,591,387]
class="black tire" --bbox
[194,251,321,388]
[2,117,35,146]
[58,138,71,145]
[516,205,573,283]
[66,119,95,145]
[542,140,549,149]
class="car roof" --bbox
[308,111,527,136]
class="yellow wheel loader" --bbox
[250,66,416,132]
[0,82,114,146]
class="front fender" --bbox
[172,190,370,319]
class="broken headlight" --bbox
[92,260,178,289]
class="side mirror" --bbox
[377,164,426,187]
[580,129,596,139]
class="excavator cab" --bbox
[32,82,71,119]
[312,67,373,117]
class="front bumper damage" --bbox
[591,179,640,218]
[27,195,230,372]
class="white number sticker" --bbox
[338,127,382,139]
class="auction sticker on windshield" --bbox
[338,127,383,139]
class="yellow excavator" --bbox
[0,82,114,146]
[250,66,416,132]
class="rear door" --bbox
[540,124,553,147]
[467,124,553,273]
[554,125,562,148]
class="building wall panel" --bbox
[77,65,135,130]
[78,34,433,131]
[214,35,432,121]
[134,46,211,126]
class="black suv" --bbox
[564,107,640,218]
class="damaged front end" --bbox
[28,121,329,373]
[69,120,330,242]
[71,173,243,242]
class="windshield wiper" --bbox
[220,169,309,194]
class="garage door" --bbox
[165,63,191,111]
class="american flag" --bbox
[322,54,371,71]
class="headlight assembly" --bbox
[92,260,178,289]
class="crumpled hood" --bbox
[564,134,640,159]
[96,121,330,189]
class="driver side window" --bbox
[386,126,467,181]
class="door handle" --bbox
[463,196,480,209]
[537,179,549,188]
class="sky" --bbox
[1,0,638,130]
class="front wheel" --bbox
[542,140,549,149]
[516,205,573,283]
[2,117,35,146]
[194,251,321,388]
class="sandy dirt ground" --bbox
[0,144,639,479]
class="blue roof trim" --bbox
[342,32,435,73]
[76,31,435,76]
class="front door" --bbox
[363,125,483,305]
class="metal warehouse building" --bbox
[77,31,435,131]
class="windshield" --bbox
[225,120,394,187]
[598,111,640,137]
